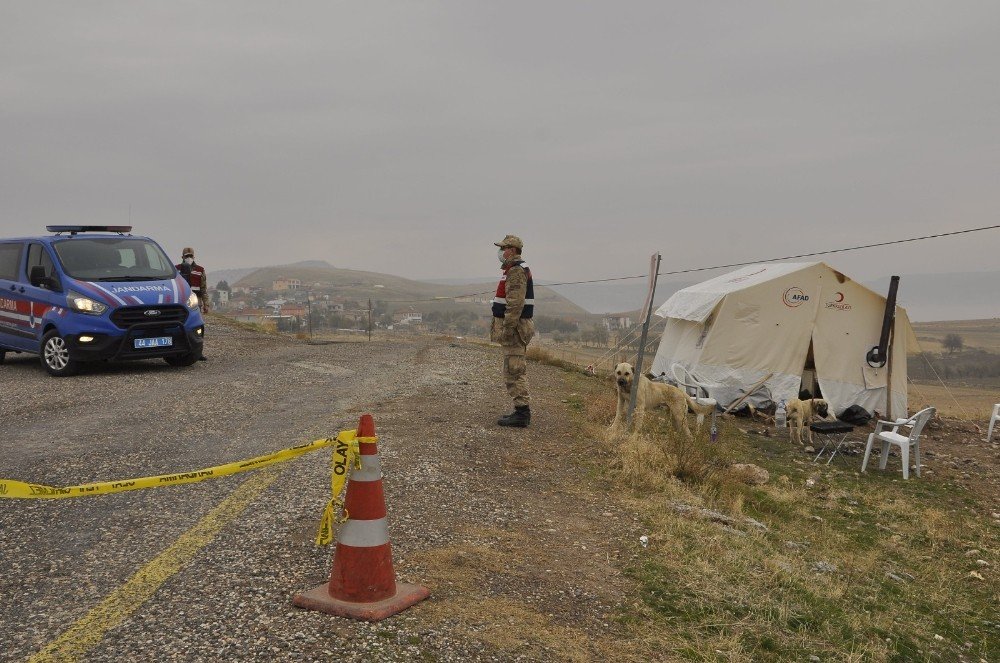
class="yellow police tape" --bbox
[314,434,371,546]
[0,430,368,546]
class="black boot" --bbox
[497,405,531,428]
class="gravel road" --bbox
[0,320,638,661]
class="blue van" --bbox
[0,226,205,376]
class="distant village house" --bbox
[272,277,303,291]
[604,314,633,331]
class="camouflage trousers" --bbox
[502,342,530,407]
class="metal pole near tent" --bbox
[307,291,313,342]
[627,252,662,426]
[867,275,900,420]
[886,323,895,420]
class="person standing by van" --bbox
[176,247,209,314]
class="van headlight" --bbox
[67,291,108,315]
[187,292,199,309]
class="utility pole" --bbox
[627,252,662,426]
[306,291,313,342]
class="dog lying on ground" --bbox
[610,362,716,438]
[786,397,830,446]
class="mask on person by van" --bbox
[183,257,194,265]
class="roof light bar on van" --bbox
[46,225,133,235]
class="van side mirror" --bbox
[29,266,59,291]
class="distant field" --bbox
[912,318,1000,353]
[908,380,998,421]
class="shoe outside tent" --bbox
[649,262,917,418]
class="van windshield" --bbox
[53,238,176,281]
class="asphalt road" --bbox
[1,322,634,662]
[0,324,432,661]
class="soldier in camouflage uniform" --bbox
[491,235,536,427]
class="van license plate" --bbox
[134,337,173,349]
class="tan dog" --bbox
[610,362,715,438]
[786,398,830,446]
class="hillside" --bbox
[911,318,1000,353]
[230,261,592,318]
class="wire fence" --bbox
[537,316,666,376]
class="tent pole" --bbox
[886,322,895,420]
[722,372,775,414]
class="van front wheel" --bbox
[164,352,199,367]
[41,331,80,377]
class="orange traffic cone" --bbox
[293,414,430,620]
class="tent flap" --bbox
[862,364,887,389]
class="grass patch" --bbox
[526,344,590,373]
[554,367,1000,662]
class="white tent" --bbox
[649,262,917,418]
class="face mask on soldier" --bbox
[497,248,506,264]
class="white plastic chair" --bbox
[670,363,718,434]
[671,363,711,399]
[861,407,936,479]
[988,404,1000,443]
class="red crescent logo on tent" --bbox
[825,291,852,311]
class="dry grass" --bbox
[908,380,998,420]
[410,537,614,661]
[526,344,588,373]
[612,433,673,493]
[561,369,1000,662]
[430,597,598,662]
[210,314,280,336]
[603,410,723,493]
[580,383,617,427]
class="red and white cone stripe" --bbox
[293,413,429,620]
[326,415,396,603]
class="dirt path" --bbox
[0,322,638,661]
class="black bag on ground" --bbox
[838,404,872,426]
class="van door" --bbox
[0,242,33,351]
[22,243,63,346]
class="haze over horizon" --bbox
[3,2,998,289]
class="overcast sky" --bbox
[2,2,998,286]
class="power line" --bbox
[380,223,999,303]
[546,223,1000,287]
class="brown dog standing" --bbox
[786,398,830,446]
[610,362,715,438]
